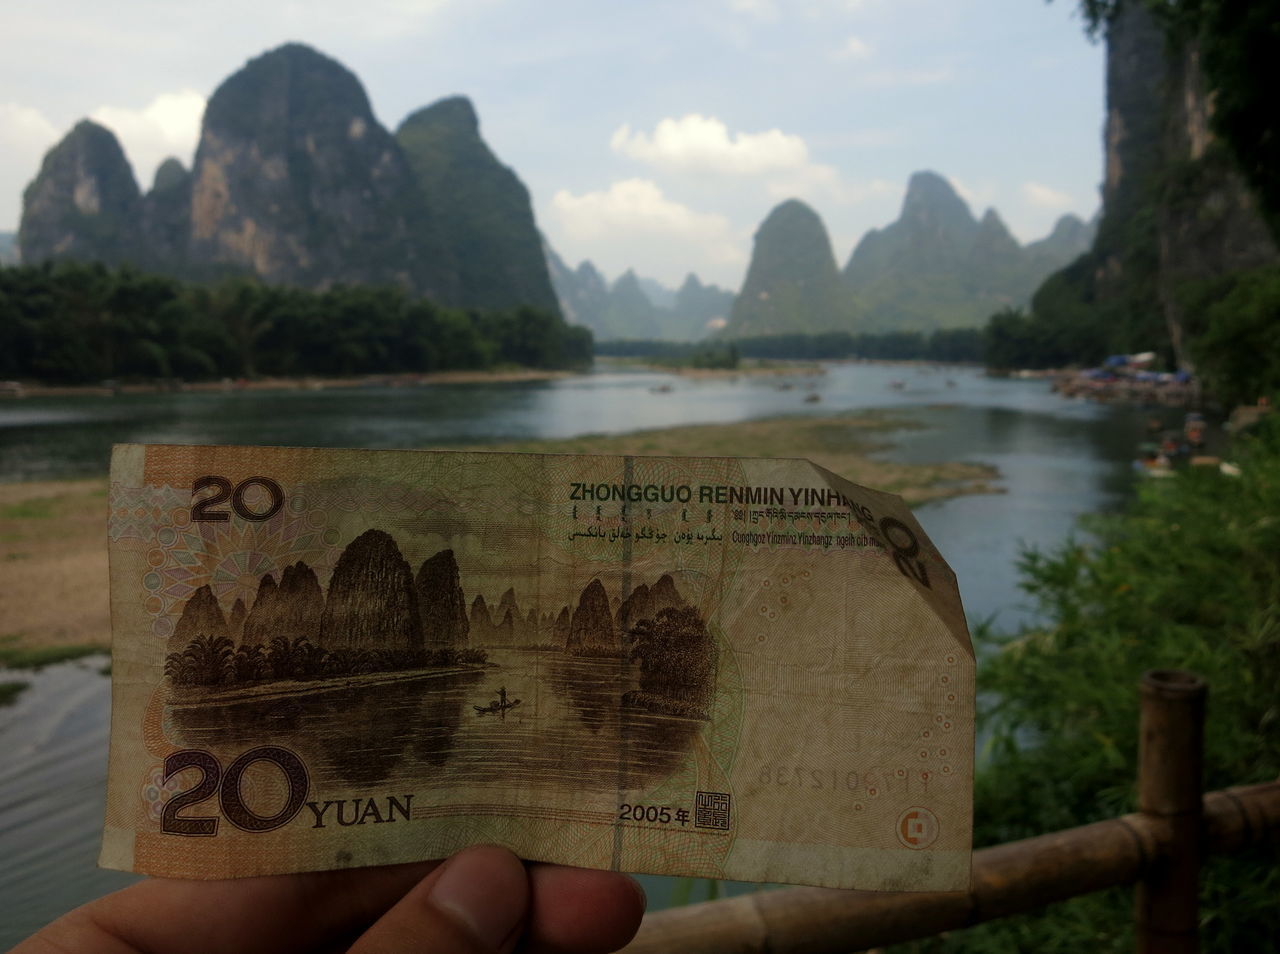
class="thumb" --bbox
[349,846,529,954]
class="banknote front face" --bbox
[103,444,973,890]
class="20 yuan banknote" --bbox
[102,443,973,890]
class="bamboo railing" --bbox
[622,670,1280,954]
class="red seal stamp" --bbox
[896,806,939,849]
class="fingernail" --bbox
[430,846,528,952]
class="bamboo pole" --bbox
[1135,669,1206,953]
[620,780,1280,953]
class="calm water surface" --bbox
[169,652,701,794]
[0,363,1176,944]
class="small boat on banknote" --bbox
[474,686,522,716]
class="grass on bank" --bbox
[0,681,28,707]
[0,480,111,653]
[0,639,105,669]
[892,419,1280,953]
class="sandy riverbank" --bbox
[600,357,825,379]
[0,411,997,652]
[667,365,825,379]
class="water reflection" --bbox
[166,651,701,795]
[0,363,1183,484]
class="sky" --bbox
[0,0,1105,290]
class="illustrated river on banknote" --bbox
[104,443,974,891]
[164,582,709,795]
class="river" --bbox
[0,362,1172,944]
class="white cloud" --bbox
[0,103,61,229]
[947,176,1010,216]
[1022,181,1074,210]
[836,34,874,60]
[611,114,810,177]
[612,114,901,214]
[766,172,900,208]
[549,178,746,285]
[91,88,206,190]
[946,176,991,208]
[946,176,974,204]
[553,178,735,248]
[0,102,59,146]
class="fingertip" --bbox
[349,846,529,954]
[430,845,530,951]
[527,866,647,953]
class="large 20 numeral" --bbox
[161,746,309,836]
[878,516,930,589]
[192,476,285,522]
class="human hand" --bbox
[11,845,646,954]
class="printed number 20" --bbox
[191,475,285,522]
[161,746,309,836]
[879,517,930,589]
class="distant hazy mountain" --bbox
[18,43,559,314]
[636,275,675,310]
[841,171,1094,332]
[1024,212,1096,266]
[724,199,854,337]
[0,231,17,265]
[545,244,733,341]
[669,273,734,337]
[601,269,662,339]
[546,244,609,327]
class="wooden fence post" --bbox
[1135,669,1207,954]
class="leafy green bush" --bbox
[895,418,1280,952]
[1190,264,1280,407]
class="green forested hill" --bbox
[16,44,561,317]
[842,172,1094,332]
[986,1,1278,375]
[716,177,1092,340]
[18,120,145,268]
[725,199,854,336]
[396,97,560,315]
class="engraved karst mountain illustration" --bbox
[320,529,422,654]
[415,549,469,648]
[165,529,715,719]
[567,578,618,656]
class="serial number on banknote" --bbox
[757,765,948,794]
